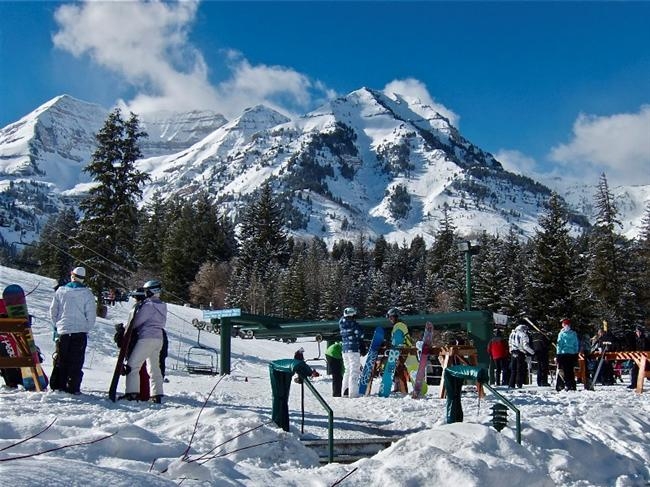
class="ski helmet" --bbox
[143,279,162,295]
[130,287,146,301]
[343,307,357,317]
[386,308,399,318]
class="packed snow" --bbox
[0,265,648,486]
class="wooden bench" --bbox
[577,351,650,393]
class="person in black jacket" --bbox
[628,325,650,389]
[531,331,551,386]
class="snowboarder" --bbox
[49,267,96,394]
[123,280,167,403]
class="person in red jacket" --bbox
[487,329,509,386]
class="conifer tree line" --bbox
[14,110,650,342]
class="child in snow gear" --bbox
[325,341,344,397]
[339,307,364,398]
[556,318,579,391]
[49,267,96,394]
[124,279,167,403]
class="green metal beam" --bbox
[216,310,495,374]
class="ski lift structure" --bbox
[185,318,219,375]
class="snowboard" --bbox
[108,302,141,402]
[379,322,408,397]
[412,322,433,398]
[0,298,23,388]
[2,284,49,391]
[358,326,385,396]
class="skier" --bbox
[49,266,96,394]
[508,323,534,389]
[123,280,167,403]
[555,318,579,391]
[339,307,364,398]
[487,329,509,386]
[590,327,615,385]
[325,341,344,397]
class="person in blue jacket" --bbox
[556,318,579,391]
[339,307,364,398]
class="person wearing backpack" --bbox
[532,331,551,386]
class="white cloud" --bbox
[550,105,650,186]
[52,0,333,119]
[494,149,539,176]
[382,78,459,127]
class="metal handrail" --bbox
[483,383,521,444]
[301,379,334,463]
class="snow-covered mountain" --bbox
[1,90,648,249]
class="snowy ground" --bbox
[0,265,649,486]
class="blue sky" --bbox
[1,1,649,186]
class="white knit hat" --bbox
[71,266,86,281]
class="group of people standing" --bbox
[49,266,167,402]
[487,317,649,392]
[325,306,413,398]
[487,318,584,391]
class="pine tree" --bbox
[635,203,650,319]
[161,192,236,303]
[135,191,170,278]
[583,174,637,332]
[427,204,463,310]
[525,192,578,327]
[499,228,527,320]
[230,183,289,313]
[34,207,78,283]
[75,109,149,296]
[472,233,507,313]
